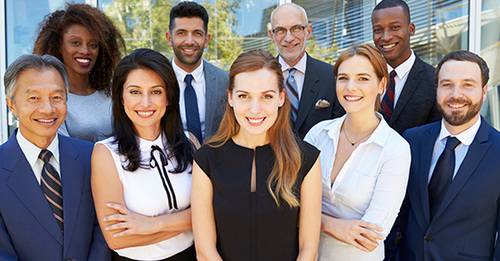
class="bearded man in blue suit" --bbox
[0,54,110,261]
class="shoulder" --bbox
[413,56,435,77]
[403,121,440,143]
[306,54,333,73]
[384,125,411,153]
[60,135,93,153]
[304,118,341,145]
[298,139,320,159]
[204,60,228,77]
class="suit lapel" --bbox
[4,135,63,244]
[390,57,423,124]
[295,55,319,131]
[430,120,491,223]
[203,61,218,139]
[417,123,440,226]
[59,135,85,254]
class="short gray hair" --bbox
[270,3,309,26]
[4,54,69,100]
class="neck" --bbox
[174,57,202,74]
[68,71,93,95]
[233,131,269,149]
[444,114,480,136]
[283,52,305,67]
[389,49,412,68]
[344,111,380,136]
[135,126,161,141]
[20,129,54,149]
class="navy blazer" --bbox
[295,54,344,139]
[384,56,441,134]
[398,119,500,261]
[0,133,110,261]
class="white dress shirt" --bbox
[428,118,481,182]
[304,114,411,260]
[16,130,60,184]
[98,134,193,260]
[172,59,207,138]
[279,54,307,100]
[385,50,416,107]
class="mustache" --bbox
[444,97,471,105]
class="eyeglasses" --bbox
[271,24,307,38]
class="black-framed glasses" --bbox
[271,24,307,38]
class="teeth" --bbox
[76,58,90,64]
[344,95,362,101]
[37,119,55,124]
[382,43,396,49]
[247,117,265,124]
[137,111,154,117]
[448,103,466,109]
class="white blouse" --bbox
[98,134,193,261]
[304,115,411,260]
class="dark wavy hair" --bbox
[33,3,125,95]
[111,48,192,173]
[169,1,209,32]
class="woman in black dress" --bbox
[191,50,322,261]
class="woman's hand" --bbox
[103,202,159,237]
[322,215,383,252]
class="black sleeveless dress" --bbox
[194,138,319,261]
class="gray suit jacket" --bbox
[203,60,229,140]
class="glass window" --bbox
[5,0,85,136]
[480,0,500,129]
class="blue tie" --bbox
[286,68,300,123]
[184,74,202,143]
[428,136,461,217]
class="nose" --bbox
[381,29,393,42]
[346,79,357,91]
[184,33,195,44]
[78,44,90,55]
[283,30,295,42]
[38,98,55,113]
[140,93,152,106]
[249,98,262,114]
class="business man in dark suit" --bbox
[0,55,110,260]
[372,0,441,135]
[268,3,344,139]
[398,50,500,261]
[166,1,228,145]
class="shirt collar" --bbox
[279,53,307,74]
[172,58,205,84]
[387,50,415,79]
[16,130,59,169]
[437,117,482,146]
[324,113,389,147]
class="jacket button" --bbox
[424,235,432,241]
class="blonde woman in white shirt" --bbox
[304,44,411,261]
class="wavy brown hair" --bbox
[207,50,302,207]
[33,3,125,95]
[333,44,388,111]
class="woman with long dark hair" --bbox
[34,3,125,141]
[192,50,322,261]
[91,48,195,261]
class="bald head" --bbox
[270,3,308,26]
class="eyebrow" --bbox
[439,78,479,83]
[235,89,277,93]
[126,84,165,89]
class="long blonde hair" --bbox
[207,50,302,207]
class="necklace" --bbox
[343,124,375,146]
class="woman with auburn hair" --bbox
[304,44,411,260]
[34,3,125,142]
[192,50,322,261]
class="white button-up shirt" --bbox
[279,54,307,100]
[385,50,416,107]
[16,130,61,184]
[304,114,411,238]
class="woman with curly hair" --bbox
[34,3,125,142]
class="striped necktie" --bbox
[39,149,63,231]
[381,70,397,121]
[286,68,300,123]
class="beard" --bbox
[437,96,482,126]
[172,43,204,66]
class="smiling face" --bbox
[336,55,385,116]
[122,68,168,139]
[60,24,99,77]
[229,68,285,142]
[166,17,210,72]
[437,60,486,129]
[7,68,67,148]
[268,5,312,66]
[372,6,414,68]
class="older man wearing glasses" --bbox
[268,3,344,138]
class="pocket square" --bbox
[315,99,330,109]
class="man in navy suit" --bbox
[268,3,344,139]
[398,50,500,260]
[0,54,110,260]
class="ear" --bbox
[278,90,285,107]
[6,98,17,117]
[409,23,416,36]
[267,28,274,39]
[482,84,489,96]
[305,22,313,40]
[227,91,234,107]
[165,31,173,47]
[379,76,388,95]
[204,33,211,49]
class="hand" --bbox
[323,216,383,252]
[103,202,158,237]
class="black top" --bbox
[194,138,319,261]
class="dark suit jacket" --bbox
[384,55,441,134]
[203,60,229,141]
[0,133,110,261]
[295,54,344,139]
[398,119,500,261]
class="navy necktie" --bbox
[381,70,397,121]
[184,74,203,143]
[39,149,64,231]
[286,68,300,123]
[428,136,461,217]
